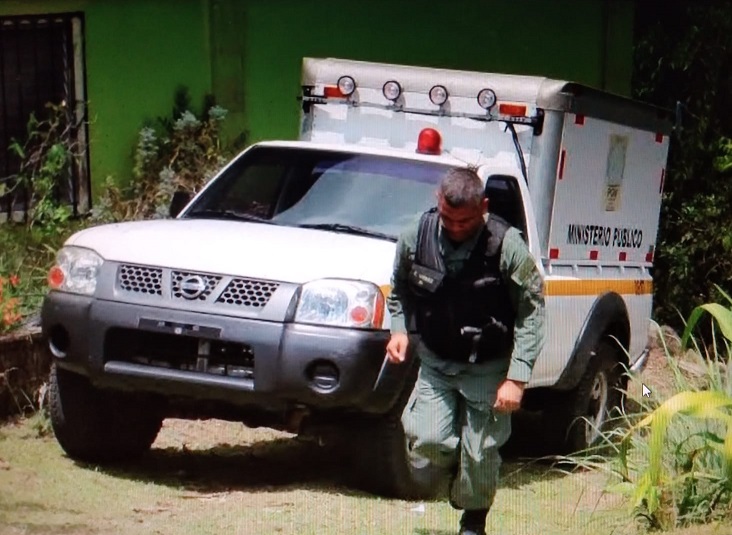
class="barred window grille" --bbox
[0,13,90,222]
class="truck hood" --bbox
[67,219,397,285]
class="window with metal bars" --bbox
[0,12,90,222]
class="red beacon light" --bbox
[416,128,442,155]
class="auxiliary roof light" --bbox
[382,80,402,101]
[429,85,449,106]
[337,75,356,96]
[477,88,497,110]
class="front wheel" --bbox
[346,365,446,499]
[354,415,447,499]
[49,363,164,463]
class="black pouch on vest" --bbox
[409,263,445,294]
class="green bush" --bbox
[633,1,732,330]
[0,89,238,334]
[0,223,85,331]
[92,87,237,222]
[1,101,91,332]
[5,102,81,238]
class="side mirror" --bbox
[169,191,192,218]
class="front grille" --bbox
[105,328,255,380]
[171,271,222,301]
[118,265,163,295]
[115,263,279,311]
[217,278,279,308]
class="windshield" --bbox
[184,146,455,239]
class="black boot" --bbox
[459,509,488,535]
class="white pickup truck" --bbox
[42,57,672,499]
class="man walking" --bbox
[386,167,545,535]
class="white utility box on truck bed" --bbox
[42,57,672,499]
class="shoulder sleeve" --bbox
[386,219,419,334]
[500,228,546,383]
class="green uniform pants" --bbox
[401,347,512,511]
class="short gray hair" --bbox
[438,167,484,207]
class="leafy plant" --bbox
[580,296,732,531]
[6,102,82,237]
[680,285,732,353]
[620,390,732,529]
[715,137,732,173]
[0,274,22,334]
[92,87,235,222]
[0,221,85,334]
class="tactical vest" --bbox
[408,208,516,363]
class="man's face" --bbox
[437,194,488,243]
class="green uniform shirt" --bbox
[387,214,546,383]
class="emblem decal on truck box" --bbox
[604,134,628,212]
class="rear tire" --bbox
[49,363,163,463]
[551,339,625,453]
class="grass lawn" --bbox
[2,415,726,535]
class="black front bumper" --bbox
[41,292,408,415]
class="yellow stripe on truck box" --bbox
[379,279,653,299]
[544,279,653,296]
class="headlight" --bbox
[294,279,385,329]
[48,246,104,296]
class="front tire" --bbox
[347,365,446,499]
[49,363,163,462]
[351,415,445,500]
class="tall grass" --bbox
[571,294,732,531]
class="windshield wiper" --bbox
[185,209,274,224]
[296,223,394,241]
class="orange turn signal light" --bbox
[324,85,345,98]
[48,266,65,289]
[350,306,370,324]
[498,103,527,116]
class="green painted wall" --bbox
[83,0,212,189]
[0,0,212,193]
[211,0,635,146]
[208,0,247,148]
[1,0,635,199]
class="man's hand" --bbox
[493,379,526,413]
[386,333,409,363]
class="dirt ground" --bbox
[632,324,712,401]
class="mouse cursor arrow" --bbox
[642,384,652,398]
